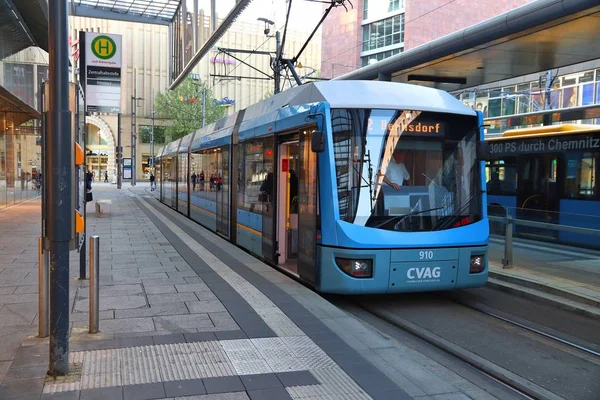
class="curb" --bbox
[486,277,600,321]
[489,270,600,308]
[361,304,566,400]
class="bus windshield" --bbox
[332,108,482,232]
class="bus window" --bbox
[565,152,598,199]
[486,158,517,195]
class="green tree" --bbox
[154,78,226,140]
[263,90,274,100]
[140,125,166,144]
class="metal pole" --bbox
[89,235,100,334]
[503,215,514,269]
[210,0,216,32]
[193,0,198,53]
[117,113,122,189]
[38,237,49,338]
[543,70,553,126]
[150,109,155,173]
[202,88,206,128]
[40,81,46,240]
[79,85,86,280]
[182,0,187,64]
[131,88,137,186]
[274,31,281,94]
[48,0,71,376]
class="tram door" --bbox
[276,139,300,273]
[516,154,560,240]
[216,146,230,238]
[297,129,318,285]
[275,130,318,283]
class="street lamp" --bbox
[258,17,281,94]
[131,95,143,186]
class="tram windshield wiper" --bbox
[433,192,479,231]
[372,207,445,229]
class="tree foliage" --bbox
[140,125,166,144]
[154,78,226,141]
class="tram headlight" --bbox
[335,258,373,278]
[469,255,485,273]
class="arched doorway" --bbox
[85,116,116,182]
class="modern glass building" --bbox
[453,63,600,134]
[0,1,47,209]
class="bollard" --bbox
[38,237,49,338]
[89,235,100,333]
[502,215,514,269]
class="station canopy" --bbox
[0,0,48,60]
[70,0,182,25]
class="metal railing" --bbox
[489,215,600,268]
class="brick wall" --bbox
[404,0,534,50]
[320,1,363,79]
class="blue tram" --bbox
[156,81,489,294]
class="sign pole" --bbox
[117,113,122,189]
[48,0,72,376]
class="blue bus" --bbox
[486,124,600,248]
[156,80,489,294]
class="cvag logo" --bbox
[407,267,441,280]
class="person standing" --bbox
[85,169,93,202]
[104,171,108,183]
[191,172,197,191]
[150,172,156,191]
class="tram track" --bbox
[338,291,600,400]
[354,300,551,400]
[443,293,600,358]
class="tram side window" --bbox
[485,159,517,195]
[190,152,203,193]
[239,138,274,214]
[195,149,221,200]
[564,152,598,200]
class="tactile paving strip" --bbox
[44,335,361,393]
[120,346,162,385]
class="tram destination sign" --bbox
[80,32,122,113]
[489,133,600,156]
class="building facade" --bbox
[321,0,534,79]
[453,60,600,134]
[1,9,321,190]
[0,47,48,208]
[189,15,321,115]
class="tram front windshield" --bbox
[332,109,482,232]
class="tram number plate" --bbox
[419,250,434,260]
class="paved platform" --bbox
[0,183,590,400]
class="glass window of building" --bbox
[363,0,404,19]
[361,48,402,67]
[362,14,405,53]
[4,63,35,108]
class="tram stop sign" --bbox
[81,32,122,114]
